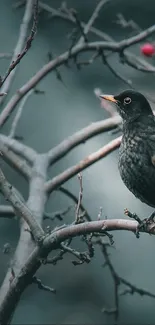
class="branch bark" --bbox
[47,115,121,166]
[46,137,121,193]
[0,0,38,105]
[0,134,37,163]
[0,167,44,242]
[0,215,154,324]
[0,154,48,324]
[1,23,155,127]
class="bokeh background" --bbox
[1,0,155,324]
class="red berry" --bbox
[140,43,155,57]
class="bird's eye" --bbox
[124,97,131,104]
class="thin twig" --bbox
[9,89,34,138]
[99,241,155,318]
[46,137,121,193]
[0,0,38,106]
[77,0,111,45]
[58,186,91,221]
[102,53,133,88]
[60,243,91,265]
[1,23,155,127]
[71,11,88,44]
[32,276,56,293]
[0,134,37,163]
[47,115,121,166]
[0,142,31,179]
[75,173,83,223]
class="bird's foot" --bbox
[124,208,155,238]
[146,211,155,223]
[124,208,142,238]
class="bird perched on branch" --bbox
[100,90,155,219]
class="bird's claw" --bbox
[147,211,155,223]
[124,208,155,237]
[124,208,141,238]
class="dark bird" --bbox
[100,90,155,210]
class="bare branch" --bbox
[58,186,91,221]
[0,141,31,179]
[120,51,155,73]
[60,243,91,265]
[47,116,121,166]
[102,54,133,88]
[99,242,155,318]
[39,1,113,41]
[45,218,155,249]
[46,137,121,193]
[0,134,37,163]
[9,89,34,138]
[1,22,155,127]
[0,215,154,324]
[0,167,44,242]
[75,173,83,223]
[1,2,155,322]
[115,13,141,33]
[0,154,49,323]
[119,277,155,298]
[41,1,155,71]
[71,10,88,44]
[32,276,56,294]
[0,0,38,106]
[77,0,111,45]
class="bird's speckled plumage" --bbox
[102,90,155,208]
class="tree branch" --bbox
[0,0,38,106]
[77,0,111,45]
[58,186,91,221]
[9,89,34,138]
[0,141,31,179]
[32,276,56,294]
[0,167,44,242]
[0,154,49,323]
[0,215,154,324]
[46,137,121,193]
[47,116,121,166]
[0,134,37,163]
[1,23,155,127]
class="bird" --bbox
[100,90,155,211]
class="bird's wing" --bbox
[147,134,155,166]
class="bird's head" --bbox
[100,90,153,123]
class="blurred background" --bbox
[1,0,155,324]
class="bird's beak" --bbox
[99,94,117,103]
